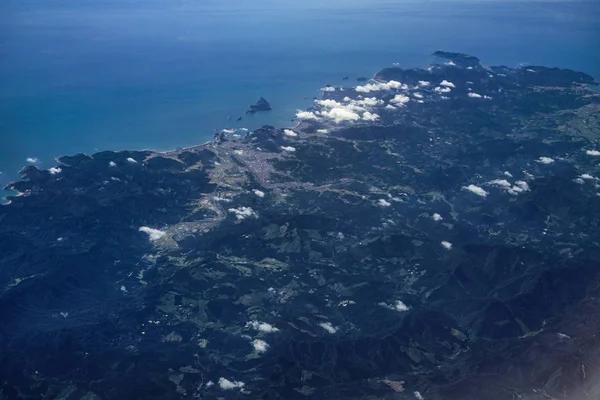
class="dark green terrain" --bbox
[2,53,600,400]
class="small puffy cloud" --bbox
[585,149,600,156]
[48,167,62,175]
[283,129,298,137]
[252,339,269,353]
[378,199,391,207]
[391,94,410,105]
[139,226,166,241]
[504,171,513,178]
[441,241,452,250]
[393,300,410,312]
[126,157,138,163]
[246,321,279,333]
[233,150,244,155]
[379,300,410,312]
[463,184,488,197]
[316,129,329,134]
[222,128,236,134]
[447,61,456,66]
[580,173,596,180]
[434,86,451,93]
[468,92,482,98]
[537,156,554,164]
[320,107,361,123]
[281,146,296,152]
[355,80,407,93]
[488,179,511,188]
[515,180,529,191]
[296,110,319,120]
[228,206,257,220]
[218,378,245,391]
[440,80,455,88]
[343,96,352,102]
[414,392,425,400]
[109,161,117,167]
[574,177,585,184]
[385,104,397,110]
[253,189,265,198]
[418,81,430,87]
[432,213,443,221]
[26,157,38,164]
[362,112,380,121]
[413,92,424,99]
[319,322,338,334]
[356,97,384,107]
[321,86,336,92]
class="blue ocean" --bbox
[1,0,599,191]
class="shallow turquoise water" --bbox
[1,0,599,189]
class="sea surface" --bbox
[1,0,599,191]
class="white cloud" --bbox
[379,300,410,312]
[319,322,338,334]
[281,146,296,152]
[447,61,456,66]
[222,128,236,134]
[418,81,431,87]
[316,129,329,134]
[109,161,117,167]
[139,226,166,241]
[574,177,585,184]
[283,129,298,137]
[537,157,554,164]
[355,80,407,93]
[233,150,244,155]
[434,86,451,93]
[488,179,511,188]
[414,392,425,400]
[463,184,488,197]
[468,92,482,98]
[581,173,596,180]
[26,157,38,164]
[385,104,397,110]
[515,180,529,191]
[440,80,455,88]
[246,321,279,333]
[356,97,383,107]
[343,96,352,102]
[252,339,269,353]
[504,171,513,178]
[378,199,391,207]
[441,241,453,250]
[316,99,344,108]
[391,94,410,106]
[319,107,361,123]
[48,167,62,175]
[218,378,245,391]
[296,110,319,120]
[393,300,410,312]
[253,189,265,198]
[432,213,443,221]
[413,92,424,99]
[321,86,336,92]
[362,112,380,121]
[228,206,257,220]
[205,381,214,388]
[585,150,600,156]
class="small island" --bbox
[246,97,272,114]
